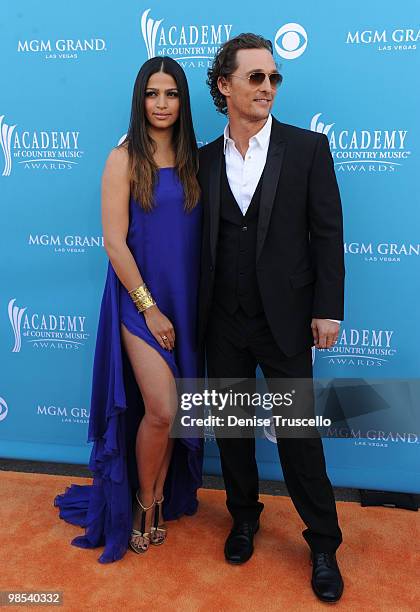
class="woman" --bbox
[54,56,203,563]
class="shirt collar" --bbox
[223,114,272,154]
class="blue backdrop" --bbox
[1,0,419,493]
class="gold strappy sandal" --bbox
[129,491,155,554]
[150,495,167,545]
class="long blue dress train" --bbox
[54,168,204,563]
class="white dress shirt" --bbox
[223,114,272,216]
[223,114,341,325]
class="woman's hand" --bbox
[143,305,175,351]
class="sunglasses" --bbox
[230,71,283,88]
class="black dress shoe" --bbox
[310,552,344,603]
[224,519,260,564]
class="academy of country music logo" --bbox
[140,8,233,68]
[274,23,308,60]
[37,402,90,424]
[0,115,83,176]
[345,241,420,264]
[28,234,104,255]
[8,298,89,352]
[346,28,419,52]
[310,113,411,173]
[17,38,107,60]
[316,327,396,367]
[0,396,8,422]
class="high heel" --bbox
[150,495,167,545]
[129,491,155,554]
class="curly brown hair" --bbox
[207,33,276,115]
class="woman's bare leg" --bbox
[121,323,177,531]
[154,437,175,500]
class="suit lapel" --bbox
[208,137,223,265]
[207,119,286,265]
[256,119,286,262]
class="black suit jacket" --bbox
[197,116,345,357]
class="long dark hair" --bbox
[119,56,200,212]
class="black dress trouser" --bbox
[205,300,343,554]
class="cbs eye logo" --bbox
[274,23,308,59]
[0,396,8,421]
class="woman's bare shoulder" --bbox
[103,143,130,178]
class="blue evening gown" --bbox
[54,168,204,563]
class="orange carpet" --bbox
[0,470,419,611]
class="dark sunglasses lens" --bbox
[249,73,282,86]
[269,73,281,86]
[249,73,266,86]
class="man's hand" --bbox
[311,319,340,349]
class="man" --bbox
[197,34,345,603]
